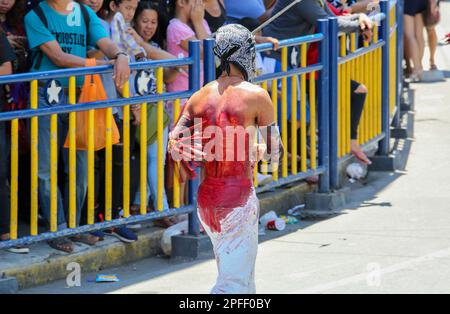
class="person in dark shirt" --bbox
[263,0,374,165]
[204,0,226,33]
[264,0,372,41]
[0,28,29,253]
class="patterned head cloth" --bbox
[213,24,257,81]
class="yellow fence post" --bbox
[291,74,298,175]
[173,98,181,209]
[68,76,77,229]
[271,79,278,181]
[300,43,307,172]
[140,101,148,216]
[261,81,269,176]
[156,67,164,211]
[30,80,38,236]
[281,47,288,178]
[105,95,113,221]
[309,72,317,169]
[87,109,95,224]
[123,82,130,218]
[10,119,18,239]
[50,110,58,231]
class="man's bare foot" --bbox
[351,140,372,165]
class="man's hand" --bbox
[113,54,130,90]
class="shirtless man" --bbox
[169,24,284,294]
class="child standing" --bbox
[166,0,211,109]
[166,0,211,206]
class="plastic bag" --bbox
[64,59,120,150]
[160,220,188,256]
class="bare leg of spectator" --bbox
[350,81,372,165]
[404,14,423,80]
[427,26,438,70]
[415,13,426,69]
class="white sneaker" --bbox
[7,246,30,254]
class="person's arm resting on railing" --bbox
[24,8,130,89]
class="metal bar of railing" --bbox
[0,58,194,84]
[187,41,201,237]
[318,19,331,193]
[256,34,324,52]
[379,0,391,155]
[329,17,339,190]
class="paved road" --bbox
[22,7,450,294]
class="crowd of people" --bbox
[1,0,385,254]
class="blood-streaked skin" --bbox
[172,78,278,233]
[197,110,253,233]
[193,83,258,233]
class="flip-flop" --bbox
[153,217,175,228]
[48,238,74,253]
[70,234,100,246]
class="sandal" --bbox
[48,238,74,253]
[169,216,179,224]
[70,234,100,246]
[153,217,175,228]
[430,64,438,71]
[130,205,151,215]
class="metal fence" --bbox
[0,0,401,250]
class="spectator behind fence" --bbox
[0,26,30,254]
[263,0,373,165]
[24,0,130,253]
[425,0,440,72]
[79,0,138,243]
[204,0,226,33]
[165,0,211,206]
[1,0,34,229]
[128,1,180,228]
[326,0,372,165]
[166,0,211,109]
[224,0,273,24]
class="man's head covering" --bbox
[213,24,257,81]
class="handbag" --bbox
[64,59,120,150]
